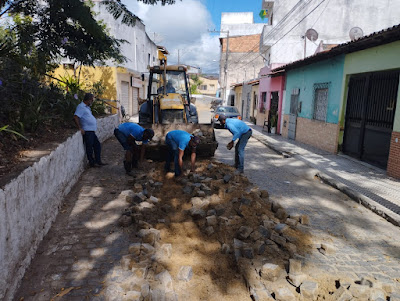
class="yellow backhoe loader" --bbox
[138,52,218,160]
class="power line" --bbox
[311,0,331,28]
[231,0,328,72]
[229,0,315,66]
[233,0,323,69]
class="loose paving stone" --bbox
[270,232,286,246]
[155,270,174,292]
[206,215,218,226]
[300,280,318,300]
[191,197,210,209]
[12,126,400,301]
[261,263,281,282]
[177,266,193,282]
[190,207,206,219]
[237,226,253,239]
[138,228,161,246]
[275,287,296,301]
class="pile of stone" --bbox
[181,164,397,301]
[113,163,398,301]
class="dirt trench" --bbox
[115,159,342,301]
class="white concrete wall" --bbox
[220,52,264,105]
[0,115,119,301]
[260,0,400,65]
[221,12,254,25]
[92,1,158,73]
[220,12,265,37]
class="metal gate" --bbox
[343,70,399,168]
[288,89,300,140]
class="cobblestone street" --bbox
[14,139,136,301]
[215,128,400,290]
[12,127,400,300]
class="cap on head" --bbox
[191,136,201,147]
[144,128,154,140]
[218,114,227,122]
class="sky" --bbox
[121,0,266,74]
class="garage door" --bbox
[132,87,139,115]
[121,81,130,115]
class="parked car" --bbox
[212,106,241,128]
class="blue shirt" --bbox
[74,102,97,131]
[118,123,149,144]
[225,118,250,142]
[166,130,191,151]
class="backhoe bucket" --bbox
[141,124,218,161]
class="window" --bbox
[148,53,151,66]
[199,85,207,90]
[210,84,215,90]
[217,106,239,113]
[313,83,329,121]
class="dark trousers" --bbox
[84,131,101,166]
[114,129,139,172]
[234,129,252,172]
[164,139,181,177]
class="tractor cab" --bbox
[139,65,197,124]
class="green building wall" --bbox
[340,40,400,140]
[284,55,345,124]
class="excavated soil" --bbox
[119,159,342,300]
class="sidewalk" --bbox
[246,122,400,227]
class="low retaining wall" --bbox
[0,114,118,301]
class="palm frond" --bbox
[0,125,29,140]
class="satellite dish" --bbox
[349,27,364,41]
[305,28,319,42]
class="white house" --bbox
[259,0,400,66]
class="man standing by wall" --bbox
[114,122,154,173]
[74,93,107,167]
[164,130,200,177]
[218,114,252,173]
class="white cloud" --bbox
[122,0,220,73]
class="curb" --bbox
[317,172,400,227]
[250,131,400,228]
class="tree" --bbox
[1,0,179,27]
[190,74,203,95]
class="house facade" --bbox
[53,1,159,116]
[250,80,260,124]
[258,66,285,134]
[281,56,345,153]
[257,0,400,136]
[232,83,243,117]
[276,25,400,177]
[197,75,219,97]
[340,39,400,174]
[259,0,400,66]
[219,12,265,105]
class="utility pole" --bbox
[209,29,229,104]
[178,49,180,65]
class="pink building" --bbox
[257,66,285,134]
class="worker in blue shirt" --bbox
[218,115,252,173]
[164,130,200,177]
[74,93,107,168]
[114,122,154,173]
